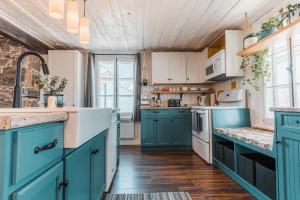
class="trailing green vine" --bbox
[240,49,271,91]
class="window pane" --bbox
[294,84,300,107]
[118,79,134,95]
[118,60,134,78]
[99,96,114,108]
[272,40,289,86]
[264,88,274,119]
[98,61,114,79]
[274,86,290,107]
[118,96,134,113]
[98,79,114,96]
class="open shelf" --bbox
[151,90,215,95]
[237,18,300,56]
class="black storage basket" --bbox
[256,159,276,200]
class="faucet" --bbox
[13,51,50,108]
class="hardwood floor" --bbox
[108,146,254,200]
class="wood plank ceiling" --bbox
[0,0,284,53]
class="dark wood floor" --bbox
[108,146,254,200]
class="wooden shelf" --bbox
[237,18,300,56]
[151,90,215,95]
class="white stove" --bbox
[191,89,246,164]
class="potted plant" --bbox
[240,49,271,91]
[278,3,300,28]
[259,17,279,39]
[34,75,68,107]
[243,33,259,48]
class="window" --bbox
[95,55,136,114]
[264,35,300,120]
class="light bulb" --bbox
[49,0,64,19]
[79,17,89,44]
[67,0,79,33]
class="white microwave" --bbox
[205,50,226,80]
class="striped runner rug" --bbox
[105,192,192,200]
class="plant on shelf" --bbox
[259,17,280,39]
[34,75,68,107]
[278,3,300,27]
[240,49,271,91]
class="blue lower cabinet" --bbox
[91,133,106,200]
[171,116,192,145]
[141,116,156,146]
[12,162,63,200]
[65,141,92,200]
[156,117,171,145]
[65,132,106,200]
[141,109,192,149]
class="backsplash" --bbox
[0,34,41,107]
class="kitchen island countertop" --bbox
[270,107,300,112]
[140,106,192,110]
[0,112,68,130]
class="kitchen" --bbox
[0,0,300,200]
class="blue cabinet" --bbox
[65,132,106,200]
[141,109,192,149]
[276,112,300,200]
[12,162,63,200]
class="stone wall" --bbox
[0,34,41,107]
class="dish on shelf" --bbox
[189,87,199,91]
[182,87,189,91]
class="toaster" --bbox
[168,99,181,107]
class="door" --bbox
[186,52,203,83]
[65,142,92,200]
[141,117,156,146]
[169,52,187,83]
[171,116,192,145]
[277,131,300,200]
[156,117,171,145]
[92,133,106,200]
[152,52,170,84]
[12,162,63,200]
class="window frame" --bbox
[95,55,136,113]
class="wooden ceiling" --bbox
[0,0,284,53]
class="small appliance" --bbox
[168,99,181,107]
[205,49,226,81]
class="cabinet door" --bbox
[169,52,186,83]
[12,162,63,200]
[91,133,106,200]
[65,142,92,200]
[171,116,192,145]
[186,52,203,83]
[277,131,300,200]
[156,117,171,145]
[152,52,170,84]
[141,117,156,146]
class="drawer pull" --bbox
[153,111,159,113]
[276,140,282,144]
[59,180,69,190]
[178,111,186,113]
[34,139,58,154]
[91,149,99,155]
[296,120,300,124]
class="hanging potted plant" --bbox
[240,49,271,91]
[243,33,259,48]
[34,75,68,107]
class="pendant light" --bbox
[67,0,79,33]
[49,0,64,19]
[79,0,90,44]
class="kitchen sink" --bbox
[0,107,112,148]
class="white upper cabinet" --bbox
[48,50,84,107]
[152,52,206,84]
[169,52,186,83]
[186,52,204,84]
[152,52,170,84]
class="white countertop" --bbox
[0,107,100,113]
[140,106,192,110]
[191,106,247,110]
[270,107,300,112]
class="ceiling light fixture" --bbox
[67,0,79,33]
[49,0,65,19]
[79,0,89,44]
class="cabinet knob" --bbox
[92,149,99,155]
[276,140,282,144]
[59,180,69,190]
[296,120,300,124]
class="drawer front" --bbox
[141,109,169,116]
[12,123,64,185]
[169,109,191,116]
[12,162,63,200]
[277,113,300,133]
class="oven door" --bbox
[192,110,209,142]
